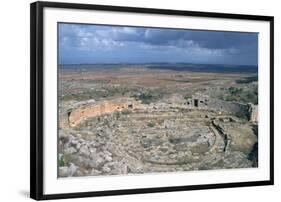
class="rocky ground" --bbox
[58,107,257,177]
[58,67,258,177]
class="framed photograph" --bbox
[30,1,274,200]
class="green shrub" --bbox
[138,93,153,104]
[58,156,65,167]
[147,122,156,127]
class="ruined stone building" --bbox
[185,93,257,122]
[185,94,209,109]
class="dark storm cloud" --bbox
[59,23,258,65]
[111,27,258,50]
[185,31,258,49]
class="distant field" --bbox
[58,64,258,105]
[59,63,258,74]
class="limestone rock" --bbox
[102,166,111,173]
[64,146,77,155]
[68,163,78,176]
[79,145,90,157]
[59,167,69,177]
[104,155,113,162]
[91,168,102,175]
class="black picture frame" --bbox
[30,1,274,200]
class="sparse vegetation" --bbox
[147,122,156,127]
[133,90,165,104]
[222,86,258,104]
[60,153,74,166]
[60,86,136,101]
[140,93,154,104]
[59,156,65,167]
[235,76,258,84]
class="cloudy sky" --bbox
[58,23,258,65]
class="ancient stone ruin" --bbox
[186,93,258,122]
[186,94,210,109]
[58,94,258,177]
[68,98,143,127]
[65,94,258,128]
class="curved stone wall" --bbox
[67,95,258,128]
[68,99,142,127]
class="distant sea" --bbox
[59,63,258,74]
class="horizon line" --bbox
[58,62,258,67]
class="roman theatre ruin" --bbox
[58,94,258,176]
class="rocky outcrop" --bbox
[58,131,127,177]
[248,103,258,123]
[59,163,78,177]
